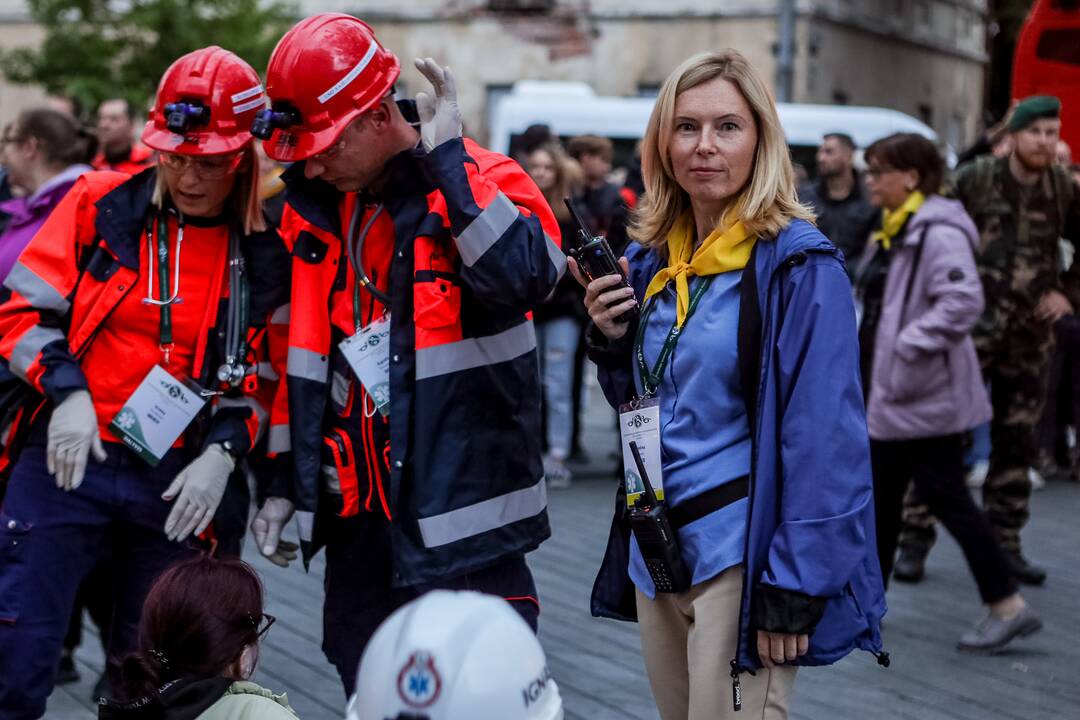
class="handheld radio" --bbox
[627,441,692,593]
[563,198,638,324]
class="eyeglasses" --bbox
[865,166,899,178]
[159,152,245,180]
[0,133,22,147]
[254,613,276,639]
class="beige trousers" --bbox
[636,566,797,720]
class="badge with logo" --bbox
[109,365,208,466]
[618,396,663,507]
[396,651,441,709]
[339,313,392,417]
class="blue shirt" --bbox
[629,271,751,598]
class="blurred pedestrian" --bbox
[566,134,630,254]
[346,591,562,720]
[578,49,885,720]
[510,123,555,165]
[0,47,290,719]
[940,94,1080,585]
[0,108,96,281]
[93,98,154,174]
[99,555,297,719]
[526,143,586,488]
[859,132,1042,653]
[250,15,562,697]
[798,132,877,268]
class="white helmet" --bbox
[345,590,564,720]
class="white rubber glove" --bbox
[162,444,236,542]
[414,57,462,152]
[251,497,297,567]
[46,390,107,492]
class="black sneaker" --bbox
[892,546,927,583]
[1005,551,1047,586]
[56,653,80,685]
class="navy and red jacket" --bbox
[271,136,565,585]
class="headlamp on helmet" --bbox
[251,103,302,140]
[164,100,211,135]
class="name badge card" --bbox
[339,313,391,416]
[618,397,664,508]
[110,365,208,466]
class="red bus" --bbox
[1013,0,1080,150]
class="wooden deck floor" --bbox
[48,384,1080,719]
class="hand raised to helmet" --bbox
[413,58,462,152]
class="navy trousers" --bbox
[0,443,194,720]
[320,508,540,698]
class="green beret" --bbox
[1009,95,1061,132]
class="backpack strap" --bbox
[737,241,763,433]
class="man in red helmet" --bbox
[246,14,565,693]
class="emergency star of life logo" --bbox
[397,652,441,708]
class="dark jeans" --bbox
[871,434,1017,605]
[0,443,194,720]
[321,509,540,698]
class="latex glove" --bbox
[414,57,462,152]
[251,497,296,567]
[46,390,107,492]
[162,444,236,542]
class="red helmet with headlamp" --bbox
[142,46,267,157]
[255,13,401,162]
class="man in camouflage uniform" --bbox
[896,96,1080,586]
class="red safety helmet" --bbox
[142,46,266,156]
[256,13,401,162]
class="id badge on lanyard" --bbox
[618,397,664,507]
[339,313,392,417]
[110,365,208,466]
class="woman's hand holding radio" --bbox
[568,256,636,341]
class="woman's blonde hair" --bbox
[152,146,266,235]
[527,142,583,223]
[631,49,813,249]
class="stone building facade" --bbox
[0,0,988,149]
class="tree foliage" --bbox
[1,0,297,117]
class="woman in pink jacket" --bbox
[856,133,1040,654]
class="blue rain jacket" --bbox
[592,219,886,671]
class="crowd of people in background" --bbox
[0,18,1076,720]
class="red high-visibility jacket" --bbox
[271,137,565,584]
[0,169,290,472]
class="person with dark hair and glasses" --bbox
[0,107,97,282]
[856,132,1042,654]
[99,555,298,719]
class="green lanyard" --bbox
[634,275,714,397]
[144,212,183,363]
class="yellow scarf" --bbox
[871,191,925,250]
[644,212,755,328]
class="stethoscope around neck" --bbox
[141,207,251,389]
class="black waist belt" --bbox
[668,475,750,530]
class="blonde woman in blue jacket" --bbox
[573,50,886,720]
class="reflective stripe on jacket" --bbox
[274,137,565,585]
[0,168,290,458]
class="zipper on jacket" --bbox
[729,246,822,710]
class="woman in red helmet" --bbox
[0,46,290,718]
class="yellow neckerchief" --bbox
[871,191,926,250]
[644,211,754,327]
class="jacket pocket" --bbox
[321,429,368,518]
[414,275,462,330]
[0,513,30,623]
[888,349,949,402]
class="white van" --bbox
[489,81,952,170]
